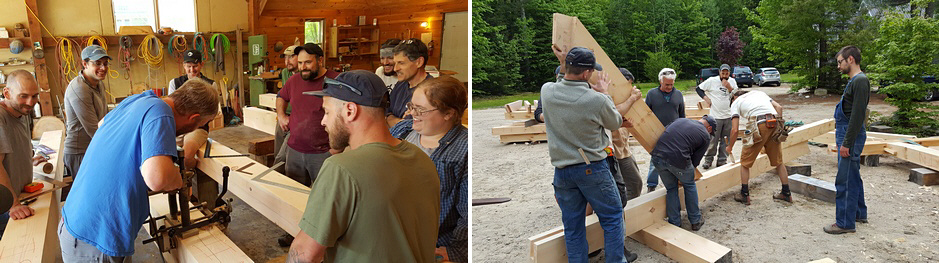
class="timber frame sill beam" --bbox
[529,118,833,263]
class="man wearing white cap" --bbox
[63,45,111,193]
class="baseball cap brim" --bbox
[303,78,344,97]
[594,64,603,71]
[87,54,111,61]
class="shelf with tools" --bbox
[0,38,31,49]
[328,26,379,58]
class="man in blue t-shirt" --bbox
[59,79,220,261]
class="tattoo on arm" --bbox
[286,247,313,263]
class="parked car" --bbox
[696,68,719,85]
[753,67,781,87]
[733,66,753,87]
[878,75,938,101]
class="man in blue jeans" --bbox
[824,45,869,234]
[645,68,685,193]
[646,116,714,230]
[542,44,642,263]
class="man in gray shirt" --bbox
[63,45,110,188]
[542,45,641,263]
[0,70,42,234]
[644,68,685,193]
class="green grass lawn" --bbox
[472,79,697,109]
[780,73,804,83]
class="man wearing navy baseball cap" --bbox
[62,45,112,192]
[648,115,714,232]
[168,50,215,94]
[541,45,642,262]
[288,70,440,262]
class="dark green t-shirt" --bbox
[299,141,440,262]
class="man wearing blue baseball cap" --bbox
[288,70,440,262]
[62,45,111,194]
[541,44,641,263]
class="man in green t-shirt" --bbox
[288,70,440,262]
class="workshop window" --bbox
[112,0,196,33]
[305,20,324,45]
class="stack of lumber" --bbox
[492,100,546,144]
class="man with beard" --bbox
[63,45,111,193]
[376,39,401,92]
[275,43,339,246]
[275,45,301,174]
[0,70,42,235]
[59,79,218,261]
[386,38,433,127]
[288,70,440,262]
[824,45,870,234]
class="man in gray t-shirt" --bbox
[645,68,685,192]
[63,45,110,185]
[0,70,42,232]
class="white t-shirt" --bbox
[698,76,736,119]
[730,90,777,119]
[375,67,399,93]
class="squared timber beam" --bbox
[529,118,832,262]
[630,221,732,263]
[243,107,277,135]
[552,13,703,180]
[196,140,307,236]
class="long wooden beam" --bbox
[885,142,939,171]
[529,119,832,262]
[195,140,307,236]
[0,130,64,261]
[630,222,732,263]
[551,13,703,180]
[145,195,253,262]
[25,0,53,116]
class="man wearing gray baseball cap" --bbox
[288,70,440,262]
[62,45,111,195]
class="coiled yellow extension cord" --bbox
[137,34,164,69]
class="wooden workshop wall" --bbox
[259,0,467,74]
[1,0,248,114]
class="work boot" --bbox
[856,218,869,224]
[647,186,656,193]
[691,219,705,231]
[734,193,750,205]
[715,160,727,167]
[278,232,294,247]
[773,192,793,203]
[823,223,856,234]
[702,161,711,169]
[625,247,639,262]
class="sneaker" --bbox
[734,193,750,205]
[702,162,712,169]
[823,223,856,234]
[856,218,869,223]
[647,186,656,193]
[277,233,294,247]
[715,161,726,167]
[773,193,793,203]
[624,247,639,262]
[691,219,705,231]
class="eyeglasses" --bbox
[837,58,848,65]
[406,102,438,116]
[324,78,362,96]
